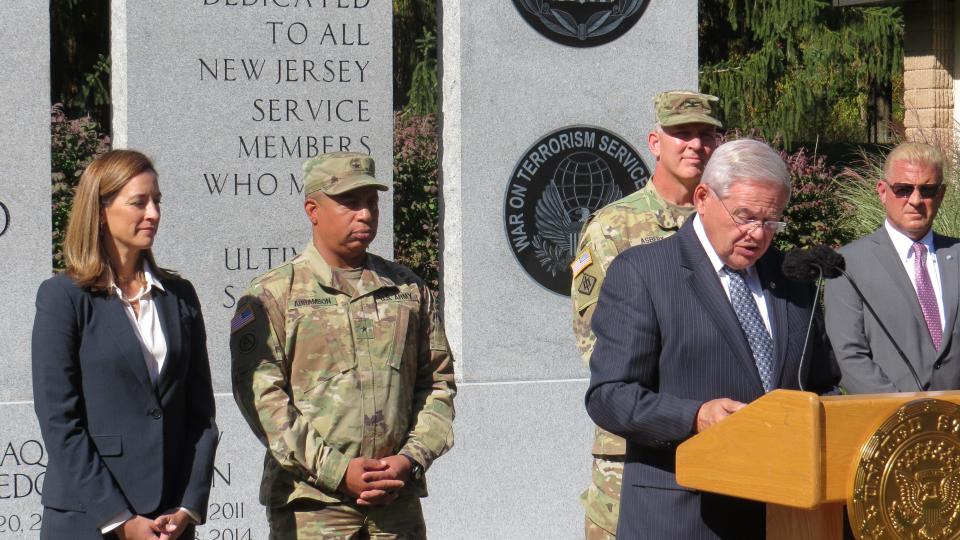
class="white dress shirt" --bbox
[100,264,198,533]
[112,265,168,385]
[693,215,773,334]
[884,220,945,329]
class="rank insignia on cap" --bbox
[231,305,255,333]
[571,248,594,278]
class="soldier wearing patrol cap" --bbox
[230,152,456,539]
[571,91,722,539]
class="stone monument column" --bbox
[0,4,51,533]
[436,1,698,536]
[112,1,392,537]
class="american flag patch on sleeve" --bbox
[571,248,593,278]
[231,305,255,333]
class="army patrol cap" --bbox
[303,152,389,197]
[654,91,723,128]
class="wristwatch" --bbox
[403,455,424,481]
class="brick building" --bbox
[835,0,957,145]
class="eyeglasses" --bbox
[882,181,945,199]
[708,187,787,234]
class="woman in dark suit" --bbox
[32,150,218,540]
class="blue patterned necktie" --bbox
[722,266,775,392]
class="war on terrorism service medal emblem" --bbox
[504,125,650,296]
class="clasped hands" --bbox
[116,508,192,540]
[338,454,412,506]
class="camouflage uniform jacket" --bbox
[571,182,695,456]
[230,243,456,507]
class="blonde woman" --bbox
[32,150,217,540]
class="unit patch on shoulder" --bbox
[231,305,255,334]
[572,262,604,314]
[578,273,597,296]
[571,248,594,278]
[238,333,257,353]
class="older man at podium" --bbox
[585,139,839,539]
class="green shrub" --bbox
[777,146,856,251]
[393,112,440,289]
[51,104,110,270]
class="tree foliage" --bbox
[394,0,437,112]
[51,0,111,130]
[699,0,903,145]
[404,30,439,117]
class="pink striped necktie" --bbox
[913,242,942,350]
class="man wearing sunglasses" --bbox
[825,142,960,394]
[586,139,839,539]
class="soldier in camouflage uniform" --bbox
[230,152,456,540]
[571,91,722,539]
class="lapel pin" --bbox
[769,281,776,290]
[947,254,954,261]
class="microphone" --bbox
[782,244,845,281]
[782,246,923,392]
[782,247,838,392]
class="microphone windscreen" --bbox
[782,249,821,282]
[811,245,845,278]
[782,245,845,282]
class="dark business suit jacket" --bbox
[585,221,838,540]
[32,273,218,539]
[824,228,960,393]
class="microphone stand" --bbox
[796,267,822,393]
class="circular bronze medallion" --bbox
[849,399,960,540]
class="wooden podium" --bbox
[675,389,960,539]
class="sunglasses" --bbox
[883,181,945,199]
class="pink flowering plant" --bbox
[51,104,110,270]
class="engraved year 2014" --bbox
[196,527,252,540]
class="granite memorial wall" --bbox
[435,0,698,536]
[0,0,699,537]
[2,1,392,538]
[0,3,51,537]
[112,2,393,537]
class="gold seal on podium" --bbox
[849,399,960,540]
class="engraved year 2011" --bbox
[208,501,245,520]
[0,513,41,535]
